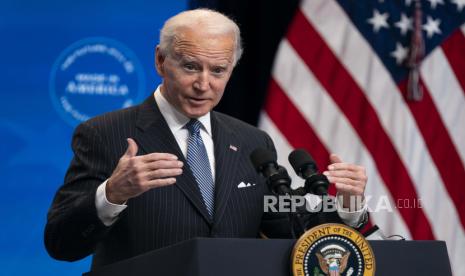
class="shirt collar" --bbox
[154,85,212,136]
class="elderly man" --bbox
[45,9,368,268]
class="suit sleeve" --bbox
[44,122,115,261]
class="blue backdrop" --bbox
[0,1,187,275]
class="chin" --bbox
[184,109,209,118]
[182,104,212,117]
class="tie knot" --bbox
[186,119,202,134]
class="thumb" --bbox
[124,138,138,157]
[329,153,343,164]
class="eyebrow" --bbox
[178,54,196,61]
[177,55,230,68]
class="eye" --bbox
[211,66,226,75]
[183,63,198,71]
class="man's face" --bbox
[156,28,235,118]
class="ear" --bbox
[155,45,165,76]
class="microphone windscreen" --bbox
[288,149,316,173]
[250,148,275,171]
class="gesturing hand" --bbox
[323,154,367,211]
[106,138,183,204]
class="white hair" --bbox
[159,8,243,66]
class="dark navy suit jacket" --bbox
[44,95,345,269]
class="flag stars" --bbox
[427,0,444,9]
[367,9,390,33]
[451,0,465,12]
[423,16,442,38]
[390,43,409,65]
[395,13,413,36]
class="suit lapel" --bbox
[134,95,213,224]
[211,112,241,225]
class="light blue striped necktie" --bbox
[185,119,215,217]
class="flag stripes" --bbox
[431,41,465,166]
[259,0,465,274]
[442,29,465,96]
[266,40,412,239]
[400,78,465,229]
[288,9,436,240]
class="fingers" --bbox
[328,153,365,172]
[110,144,184,202]
[132,174,178,190]
[122,138,179,162]
[325,175,359,186]
[124,138,139,157]
[325,153,368,197]
[146,177,177,188]
[137,160,184,180]
[324,169,366,187]
[329,153,343,164]
[323,169,367,182]
[145,160,183,170]
[327,162,364,172]
[127,158,183,185]
[140,152,179,162]
[146,168,183,180]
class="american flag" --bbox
[258,0,465,274]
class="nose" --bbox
[193,71,210,92]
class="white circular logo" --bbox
[50,37,145,126]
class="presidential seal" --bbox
[291,223,375,276]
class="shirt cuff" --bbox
[336,195,368,228]
[95,180,127,226]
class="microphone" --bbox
[251,148,308,237]
[288,149,329,196]
[250,148,292,195]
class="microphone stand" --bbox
[267,173,308,238]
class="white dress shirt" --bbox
[95,86,366,227]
